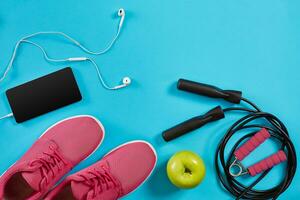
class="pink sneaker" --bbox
[45,140,157,200]
[0,115,105,200]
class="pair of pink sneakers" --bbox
[0,115,157,200]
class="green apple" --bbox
[167,151,206,189]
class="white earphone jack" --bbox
[0,8,131,90]
[0,113,13,121]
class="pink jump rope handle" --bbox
[234,128,271,161]
[248,150,287,176]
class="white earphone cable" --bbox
[20,40,69,62]
[85,58,121,90]
[0,113,13,120]
[0,9,125,84]
[19,39,124,90]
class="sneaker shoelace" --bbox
[77,165,122,199]
[28,142,67,191]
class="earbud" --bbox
[122,76,131,85]
[113,77,131,90]
[118,8,126,28]
[118,8,125,16]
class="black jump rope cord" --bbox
[217,97,297,200]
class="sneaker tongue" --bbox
[71,181,90,199]
[21,171,42,191]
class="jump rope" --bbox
[162,79,297,199]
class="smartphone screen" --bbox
[6,67,82,123]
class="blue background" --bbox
[0,0,299,199]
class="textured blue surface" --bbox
[0,1,300,199]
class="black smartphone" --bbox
[6,67,82,123]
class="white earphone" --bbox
[118,8,125,28]
[113,77,131,89]
[0,8,131,90]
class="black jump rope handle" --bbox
[177,79,242,104]
[162,106,225,141]
[162,79,243,142]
